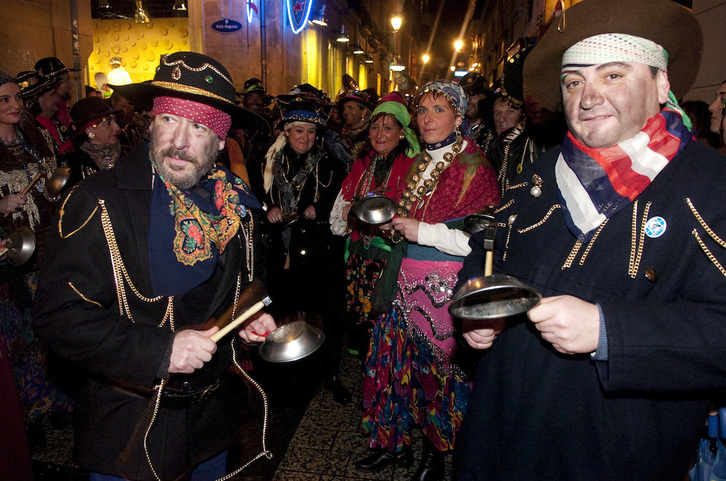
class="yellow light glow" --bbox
[422,54,430,64]
[454,40,463,52]
[391,16,402,32]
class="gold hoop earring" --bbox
[399,134,405,140]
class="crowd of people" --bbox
[3,0,726,480]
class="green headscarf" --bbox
[371,101,421,158]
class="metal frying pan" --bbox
[0,226,37,266]
[45,167,72,198]
[350,193,397,225]
[448,208,541,320]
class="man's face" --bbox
[112,95,135,126]
[149,113,224,190]
[465,92,487,120]
[243,92,265,114]
[342,101,366,129]
[561,62,668,149]
[493,97,524,136]
[54,73,73,101]
[38,89,59,118]
[708,83,726,134]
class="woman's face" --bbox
[369,114,403,157]
[417,93,461,145]
[88,115,121,146]
[0,83,23,126]
[286,123,317,155]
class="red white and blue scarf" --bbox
[556,107,693,242]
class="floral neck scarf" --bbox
[556,106,692,242]
[148,156,261,296]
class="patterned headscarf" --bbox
[420,80,468,118]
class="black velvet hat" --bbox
[109,51,269,132]
[460,72,489,96]
[70,97,120,132]
[15,71,54,103]
[338,87,378,111]
[34,57,80,80]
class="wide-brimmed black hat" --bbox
[523,0,702,112]
[71,97,120,133]
[34,57,80,80]
[499,45,533,108]
[15,71,54,103]
[460,72,489,96]
[275,99,327,131]
[338,88,378,111]
[109,51,269,132]
[241,77,266,94]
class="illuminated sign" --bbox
[247,0,258,23]
[286,0,312,34]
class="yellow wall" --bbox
[88,18,191,88]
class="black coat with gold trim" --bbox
[33,142,259,480]
[455,141,726,480]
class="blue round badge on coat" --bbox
[645,216,667,238]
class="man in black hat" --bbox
[34,52,276,480]
[34,57,78,153]
[455,0,726,479]
[460,72,494,153]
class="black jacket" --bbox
[34,142,259,480]
[455,141,726,480]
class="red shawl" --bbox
[394,139,500,223]
[341,148,414,202]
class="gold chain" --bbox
[579,219,608,265]
[99,199,172,326]
[693,229,726,278]
[627,200,651,279]
[686,198,726,248]
[562,240,583,269]
[517,204,562,233]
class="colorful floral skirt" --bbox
[345,251,386,325]
[360,258,471,453]
[0,270,73,423]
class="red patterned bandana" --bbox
[152,96,231,139]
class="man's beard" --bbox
[150,135,220,190]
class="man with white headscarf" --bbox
[455,0,726,479]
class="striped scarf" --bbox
[556,107,692,242]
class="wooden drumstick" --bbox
[485,251,493,277]
[210,296,272,343]
[19,172,44,196]
[4,172,44,218]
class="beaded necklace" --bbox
[397,133,463,218]
[354,153,394,198]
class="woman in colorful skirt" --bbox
[329,93,419,359]
[355,80,500,480]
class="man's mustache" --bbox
[160,147,197,163]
